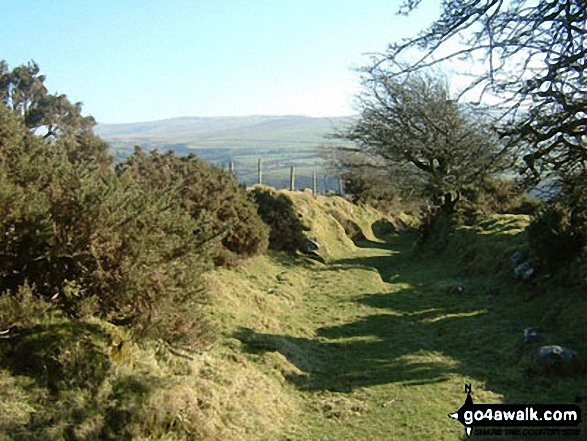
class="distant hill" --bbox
[95,115,354,157]
[95,115,355,191]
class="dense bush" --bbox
[527,190,586,273]
[460,177,542,217]
[0,62,275,439]
[118,148,269,266]
[251,186,307,252]
[341,167,423,213]
[342,168,398,206]
[0,107,216,343]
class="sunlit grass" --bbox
[212,201,585,440]
[2,192,584,440]
[422,310,488,324]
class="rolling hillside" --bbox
[96,115,356,191]
[95,115,353,149]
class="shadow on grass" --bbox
[352,230,419,250]
[0,321,165,439]
[0,322,112,394]
[234,321,453,393]
[235,233,586,405]
[350,238,391,250]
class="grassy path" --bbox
[225,230,584,440]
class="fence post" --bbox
[289,165,295,191]
[229,161,235,175]
[312,171,317,195]
[258,158,263,185]
[338,176,343,195]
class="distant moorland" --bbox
[96,115,355,191]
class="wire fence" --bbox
[221,159,344,195]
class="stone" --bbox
[442,283,465,294]
[304,238,320,253]
[306,250,325,264]
[511,250,524,265]
[535,345,582,375]
[539,345,576,361]
[523,328,538,343]
[300,238,325,263]
[514,261,535,280]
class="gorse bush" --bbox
[0,106,217,344]
[0,60,276,439]
[1,85,271,343]
[118,148,269,266]
[527,204,585,272]
[342,168,399,207]
[0,283,53,332]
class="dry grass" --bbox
[2,191,584,440]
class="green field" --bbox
[2,191,584,439]
[95,115,352,191]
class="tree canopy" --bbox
[333,72,505,207]
[1,60,96,139]
[381,0,586,184]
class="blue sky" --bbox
[2,0,441,124]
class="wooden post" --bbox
[324,175,328,194]
[229,161,235,175]
[257,158,262,185]
[338,176,343,195]
[312,171,317,195]
[289,165,295,191]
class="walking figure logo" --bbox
[448,383,475,436]
[447,383,582,437]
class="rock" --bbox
[511,250,524,265]
[523,328,538,343]
[535,345,582,375]
[306,250,325,264]
[304,238,320,253]
[441,283,465,294]
[539,345,577,360]
[300,238,325,263]
[514,261,535,280]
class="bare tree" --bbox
[333,72,505,210]
[377,0,586,185]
